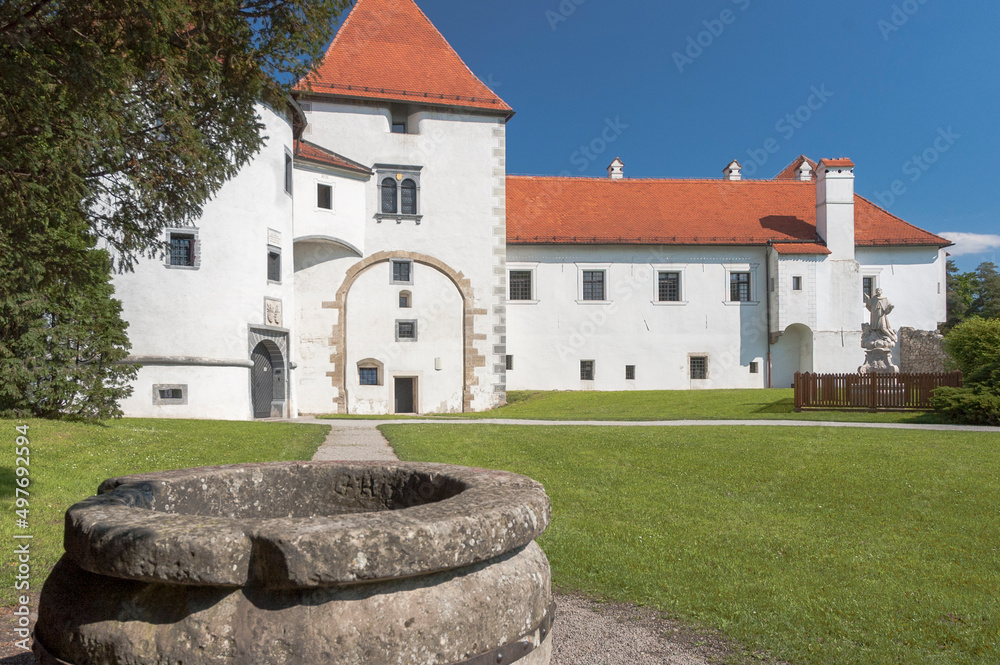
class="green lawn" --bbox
[0,418,328,605]
[383,423,1000,665]
[320,389,954,423]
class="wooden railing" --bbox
[794,371,962,412]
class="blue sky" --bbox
[337,0,1000,271]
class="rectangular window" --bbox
[730,272,751,302]
[690,356,708,380]
[169,233,195,267]
[359,367,379,386]
[391,122,406,134]
[159,388,182,400]
[317,183,333,210]
[509,271,533,301]
[863,276,875,300]
[153,384,187,405]
[505,355,514,371]
[284,151,293,194]
[580,360,595,381]
[750,362,759,374]
[625,365,636,380]
[657,272,680,302]
[582,271,605,301]
[267,249,281,282]
[792,276,803,291]
[396,320,417,341]
[392,260,412,284]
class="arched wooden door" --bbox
[251,342,274,419]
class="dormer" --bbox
[723,159,743,181]
[607,158,624,180]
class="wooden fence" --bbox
[793,371,962,412]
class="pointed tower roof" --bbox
[298,0,512,116]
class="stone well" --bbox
[34,461,554,665]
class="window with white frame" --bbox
[391,259,413,285]
[792,276,803,291]
[395,320,417,341]
[658,272,681,301]
[267,247,281,283]
[317,183,333,210]
[863,276,876,301]
[166,229,199,269]
[690,356,708,380]
[357,359,384,386]
[582,270,605,301]
[509,270,533,301]
[730,272,752,302]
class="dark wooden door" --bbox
[394,377,415,414]
[251,342,274,419]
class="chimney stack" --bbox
[607,158,624,180]
[723,159,742,181]
[815,158,856,260]
[797,159,813,181]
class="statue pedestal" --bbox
[858,348,899,375]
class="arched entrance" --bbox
[771,324,814,389]
[250,339,285,419]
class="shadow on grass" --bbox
[0,467,16,501]
[751,398,796,415]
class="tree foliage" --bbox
[945,260,1000,330]
[1,0,352,417]
[931,317,1000,426]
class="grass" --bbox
[318,389,956,423]
[0,418,328,605]
[382,423,1000,665]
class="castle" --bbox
[113,0,950,419]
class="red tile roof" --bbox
[506,175,950,248]
[771,243,831,255]
[774,155,818,181]
[821,158,856,168]
[294,140,371,175]
[297,0,512,115]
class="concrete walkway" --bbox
[282,416,1000,462]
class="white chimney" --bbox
[797,159,814,181]
[607,158,624,180]
[723,159,742,181]
[815,158,856,260]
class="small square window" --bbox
[168,233,196,267]
[658,272,680,302]
[392,260,412,284]
[792,276,803,291]
[582,271,605,301]
[750,362,759,374]
[730,272,751,302]
[505,355,514,371]
[690,356,708,380]
[317,183,333,210]
[625,365,636,380]
[268,249,281,283]
[580,360,595,381]
[396,320,417,341]
[359,367,379,386]
[509,271,533,301]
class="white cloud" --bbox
[936,231,1000,257]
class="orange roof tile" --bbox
[297,0,512,115]
[771,243,831,255]
[774,155,818,181]
[821,158,856,168]
[294,140,371,175]
[506,176,950,248]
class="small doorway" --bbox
[251,342,274,418]
[394,377,416,414]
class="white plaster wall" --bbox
[292,166,368,255]
[856,246,947,331]
[117,366,251,420]
[300,99,506,410]
[113,104,296,420]
[344,262,464,414]
[505,245,769,391]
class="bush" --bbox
[930,386,1000,426]
[943,318,1000,383]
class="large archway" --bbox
[771,324,814,389]
[322,251,486,414]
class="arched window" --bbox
[399,290,412,308]
[357,358,384,386]
[380,178,397,214]
[400,179,417,215]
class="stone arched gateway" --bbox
[322,251,487,414]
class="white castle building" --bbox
[113,0,951,420]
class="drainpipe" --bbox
[765,244,773,388]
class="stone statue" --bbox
[859,288,899,374]
[864,288,896,345]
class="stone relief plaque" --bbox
[265,298,282,327]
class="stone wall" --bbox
[899,327,950,373]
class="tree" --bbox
[944,259,977,330]
[944,260,999,331]
[967,261,1000,321]
[932,317,1000,426]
